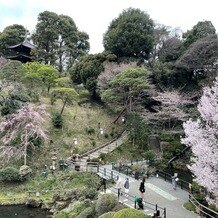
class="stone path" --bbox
[80,131,128,162]
[98,165,199,218]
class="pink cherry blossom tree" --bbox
[181,77,218,206]
[0,104,48,165]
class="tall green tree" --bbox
[103,8,154,60]
[101,67,152,110]
[23,62,59,95]
[126,112,150,150]
[182,20,216,50]
[32,11,89,72]
[51,87,78,116]
[70,52,116,99]
[175,35,218,83]
[0,24,26,56]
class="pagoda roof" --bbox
[7,53,32,63]
[8,41,36,49]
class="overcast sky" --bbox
[0,0,217,54]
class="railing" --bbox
[97,166,166,218]
[189,194,218,218]
[157,170,190,191]
[79,130,126,158]
[112,160,191,191]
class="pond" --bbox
[0,205,51,218]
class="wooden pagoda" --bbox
[7,41,36,63]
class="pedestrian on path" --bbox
[139,176,146,199]
[102,178,107,193]
[172,173,178,190]
[116,177,122,199]
[123,178,130,196]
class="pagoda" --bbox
[7,40,36,63]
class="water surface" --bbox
[0,204,51,218]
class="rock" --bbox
[26,199,42,208]
[54,201,68,210]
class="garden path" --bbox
[99,165,199,218]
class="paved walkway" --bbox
[99,165,199,218]
[73,133,199,217]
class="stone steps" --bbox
[78,132,128,163]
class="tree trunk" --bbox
[60,98,68,116]
[24,130,28,166]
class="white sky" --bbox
[0,0,217,54]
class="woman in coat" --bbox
[139,176,146,199]
[124,178,130,196]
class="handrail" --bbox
[157,170,190,191]
[167,146,190,166]
[97,166,166,218]
[80,130,126,158]
[189,194,218,218]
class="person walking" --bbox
[172,173,178,190]
[116,177,122,199]
[123,178,130,196]
[101,177,107,193]
[139,176,146,199]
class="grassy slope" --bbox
[0,91,122,204]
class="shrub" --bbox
[85,126,95,135]
[99,211,116,218]
[70,201,90,215]
[104,133,109,139]
[52,112,63,128]
[0,167,20,182]
[91,140,96,147]
[53,211,69,218]
[80,188,98,200]
[76,206,96,218]
[113,208,150,218]
[95,193,118,216]
[144,150,155,163]
[1,106,11,116]
[183,201,196,213]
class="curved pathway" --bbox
[71,131,199,217]
[99,165,199,218]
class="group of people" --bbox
[115,172,179,210]
[116,176,146,199]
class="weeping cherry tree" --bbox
[0,104,48,165]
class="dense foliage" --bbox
[103,8,154,60]
[0,24,26,56]
[95,193,118,216]
[70,52,116,98]
[0,167,20,182]
[101,67,152,109]
[182,20,216,50]
[32,11,89,71]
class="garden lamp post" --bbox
[121,116,125,123]
[73,138,78,145]
[100,128,104,135]
[51,149,58,169]
[71,138,78,155]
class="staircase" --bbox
[79,131,128,163]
